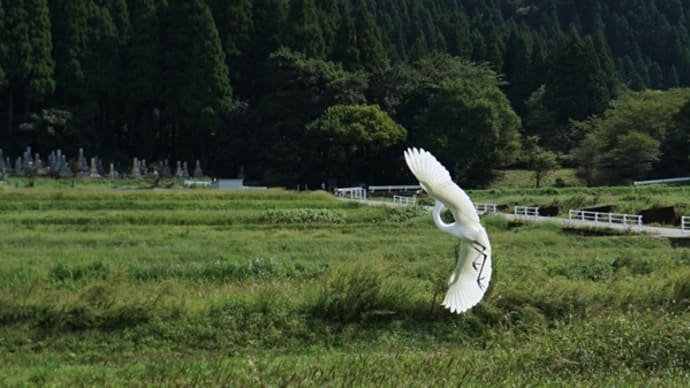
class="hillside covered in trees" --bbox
[1,0,690,186]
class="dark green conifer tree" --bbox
[352,0,385,70]
[502,25,532,115]
[332,9,359,68]
[316,0,339,57]
[0,3,6,89]
[449,13,472,58]
[592,30,617,97]
[648,62,664,89]
[2,0,55,137]
[469,29,486,62]
[208,0,253,96]
[49,0,91,105]
[409,35,428,61]
[482,22,504,70]
[544,29,610,122]
[125,0,163,157]
[251,0,288,61]
[83,2,127,152]
[160,0,233,162]
[284,0,325,59]
[664,65,680,88]
[527,35,548,93]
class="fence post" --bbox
[638,215,642,232]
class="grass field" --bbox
[0,185,689,385]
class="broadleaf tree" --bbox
[306,104,406,182]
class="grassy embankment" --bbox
[0,186,688,385]
[469,184,690,222]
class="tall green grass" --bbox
[0,187,688,385]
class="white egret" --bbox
[404,147,492,314]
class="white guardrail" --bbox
[475,203,497,214]
[568,209,642,231]
[368,185,421,192]
[514,206,539,218]
[682,216,690,234]
[633,177,690,186]
[334,187,367,200]
[393,195,416,206]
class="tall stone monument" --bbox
[131,157,141,178]
[193,160,203,178]
[59,155,73,178]
[89,157,100,177]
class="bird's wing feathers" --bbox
[404,148,479,224]
[442,230,492,314]
[404,147,452,187]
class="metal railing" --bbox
[475,203,497,214]
[334,187,367,200]
[368,184,421,192]
[393,195,416,206]
[633,177,690,186]
[514,205,539,218]
[568,209,643,231]
[682,216,690,234]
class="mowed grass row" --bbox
[0,187,689,385]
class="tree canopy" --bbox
[1,0,690,186]
[572,89,690,185]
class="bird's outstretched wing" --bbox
[442,230,492,314]
[403,147,479,225]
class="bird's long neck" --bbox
[432,200,457,236]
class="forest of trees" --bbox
[1,0,690,187]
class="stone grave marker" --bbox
[89,157,100,177]
[59,155,73,178]
[193,160,203,178]
[161,160,172,178]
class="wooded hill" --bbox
[1,0,690,186]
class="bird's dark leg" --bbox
[471,242,488,290]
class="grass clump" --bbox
[49,261,111,286]
[310,264,414,321]
[264,208,345,224]
[383,206,429,222]
[129,257,324,282]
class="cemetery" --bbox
[0,146,205,183]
